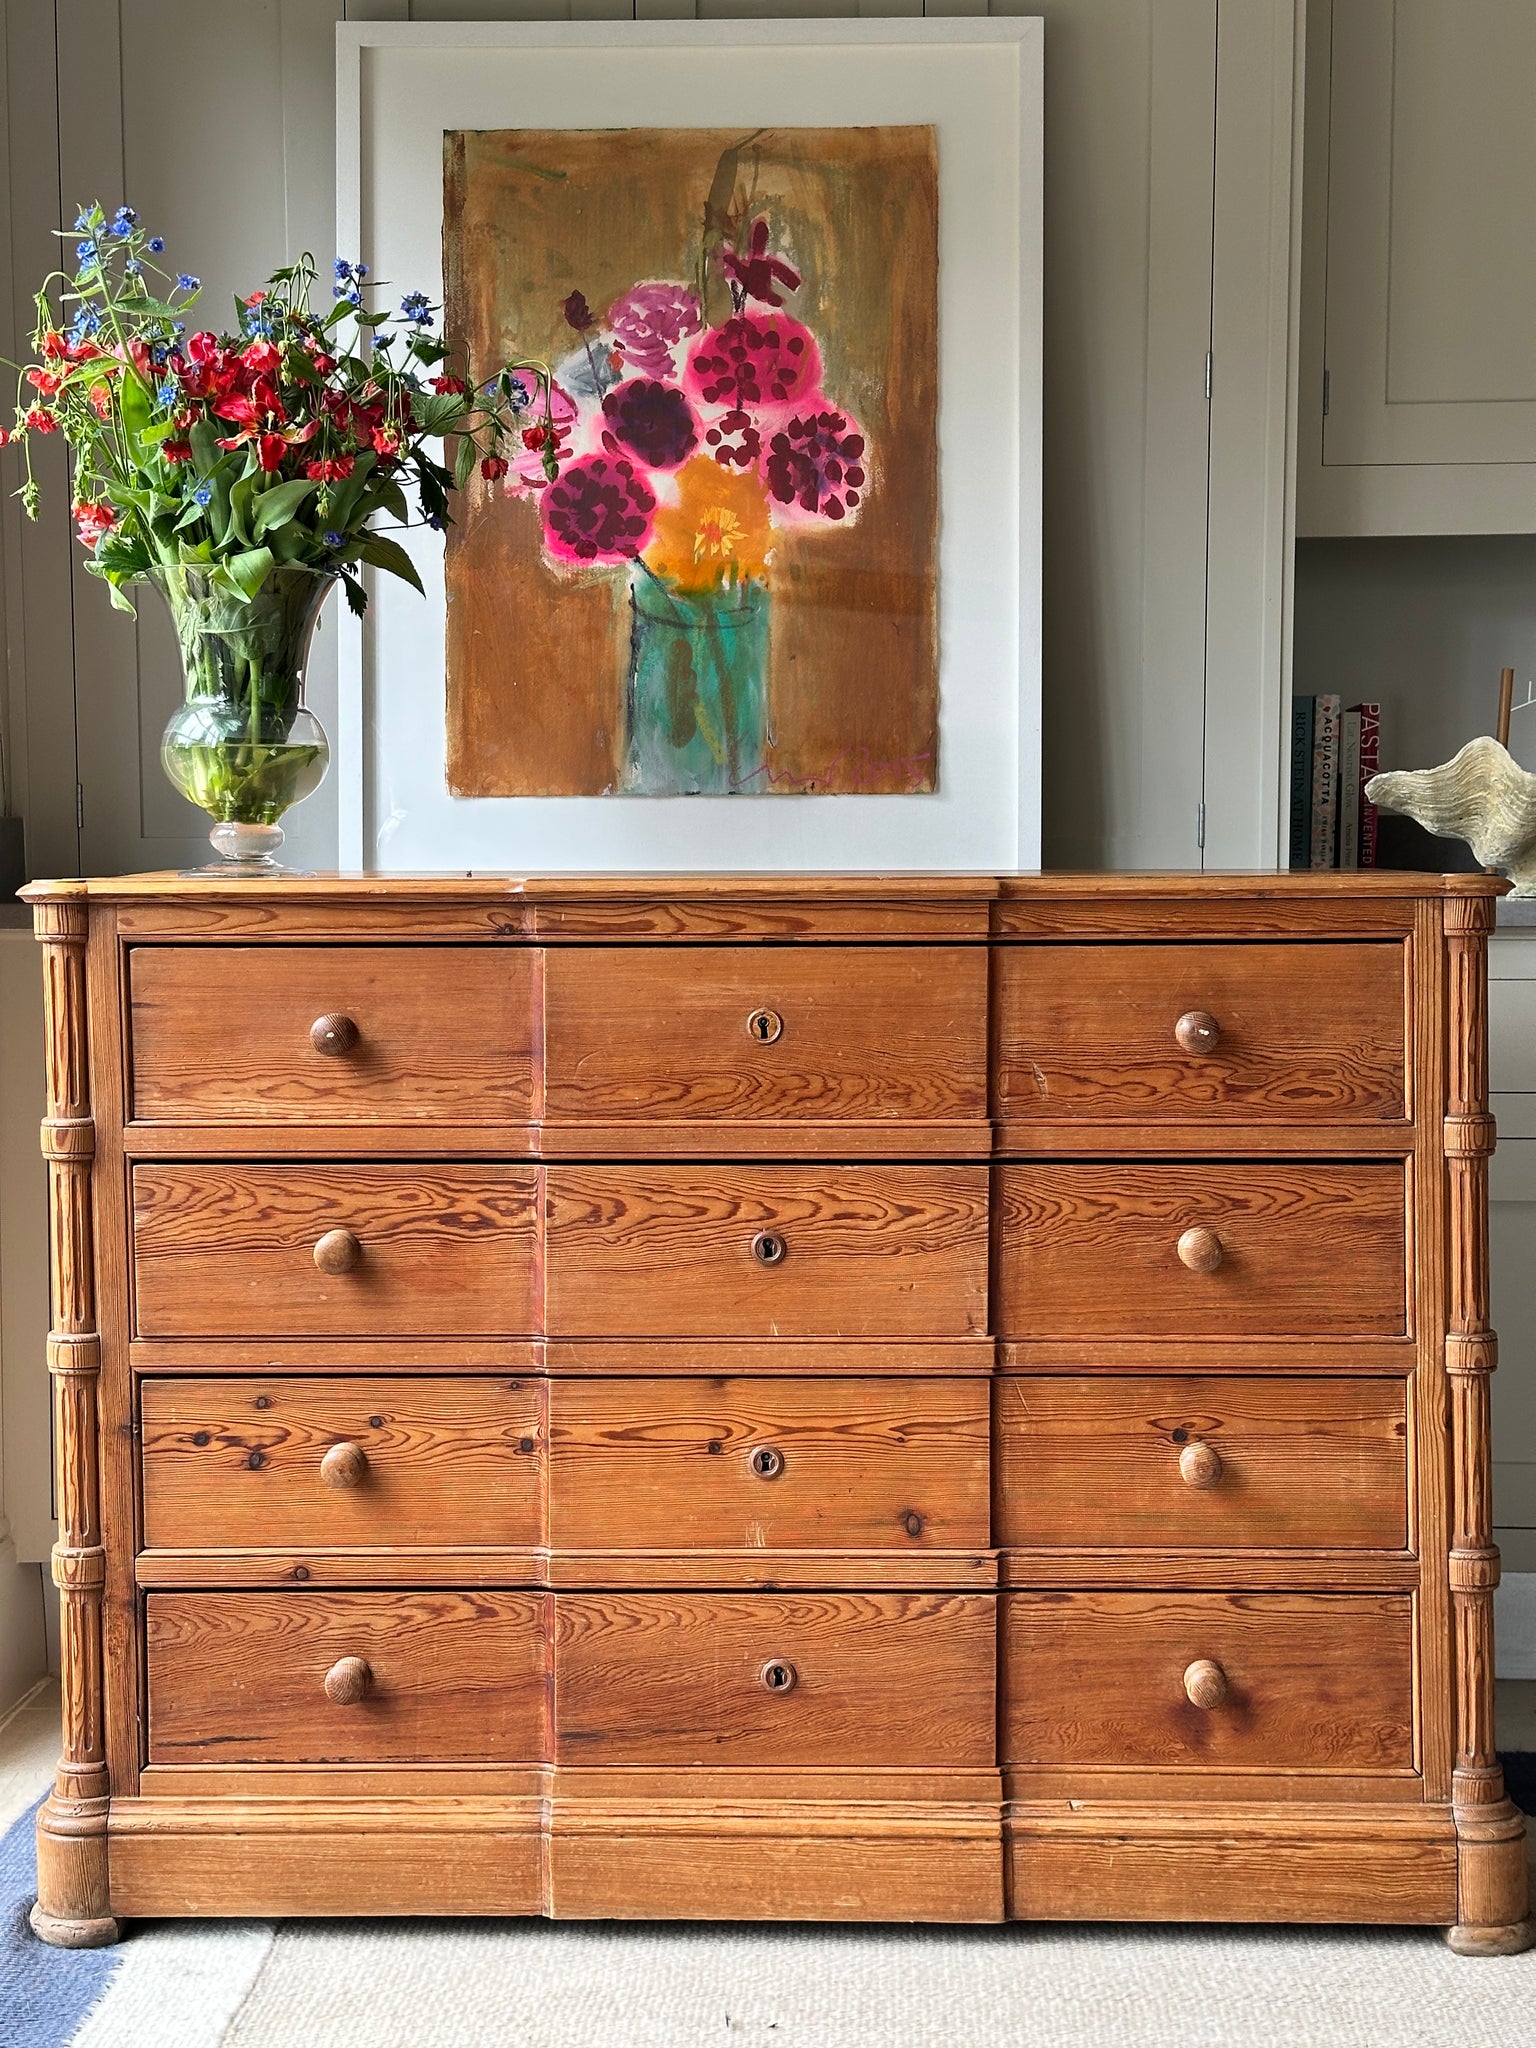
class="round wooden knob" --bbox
[759,1658,797,1694]
[1177,1225,1224,1273]
[1178,1441,1223,1488]
[1175,1010,1221,1055]
[313,1228,362,1276]
[321,1440,368,1489]
[323,1656,372,1705]
[750,1445,785,1480]
[746,1008,783,1044]
[310,1013,359,1057]
[1183,1658,1229,1709]
[751,1231,787,1267]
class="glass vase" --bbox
[622,571,770,794]
[156,564,333,870]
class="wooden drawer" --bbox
[131,1165,538,1338]
[554,1592,995,1767]
[1002,1592,1414,1770]
[140,1377,542,1551]
[994,1377,1408,1551]
[128,945,533,1125]
[145,1591,546,1763]
[549,1378,990,1552]
[545,1167,989,1337]
[994,1163,1407,1338]
[543,946,986,1126]
[993,942,1407,1125]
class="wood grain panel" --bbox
[993,1375,1408,1550]
[994,941,1407,1125]
[549,1378,988,1553]
[140,1377,542,1550]
[145,1592,546,1764]
[994,1162,1407,1337]
[128,946,534,1124]
[544,946,986,1125]
[554,1593,995,1768]
[131,1166,538,1338]
[546,1167,988,1337]
[1002,1592,1415,1771]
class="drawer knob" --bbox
[1178,1441,1223,1488]
[323,1656,372,1705]
[751,1231,787,1267]
[1176,1225,1224,1274]
[313,1228,362,1276]
[1182,1657,1229,1710]
[1175,1010,1221,1055]
[310,1013,360,1057]
[759,1658,798,1695]
[321,1441,368,1489]
[746,1007,784,1044]
[750,1445,785,1480]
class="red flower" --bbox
[256,432,287,473]
[283,418,320,446]
[719,219,801,309]
[23,407,58,434]
[38,330,68,361]
[25,367,62,395]
[563,290,595,333]
[88,383,113,420]
[242,338,281,375]
[245,290,268,306]
[431,374,468,395]
[0,428,10,448]
[312,352,336,375]
[305,454,354,482]
[162,439,193,464]
[66,339,102,363]
[187,331,221,366]
[480,454,509,481]
[370,424,401,457]
[72,500,116,545]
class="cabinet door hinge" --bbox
[1322,367,1331,416]
[75,783,84,831]
[1197,800,1207,851]
[1204,351,1212,401]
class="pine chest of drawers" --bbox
[21,871,1530,1953]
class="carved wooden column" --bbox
[29,892,119,1948]
[1444,891,1531,1955]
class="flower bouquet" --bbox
[1,203,557,864]
[502,219,870,793]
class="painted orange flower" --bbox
[645,455,773,593]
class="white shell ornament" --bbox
[1366,736,1536,897]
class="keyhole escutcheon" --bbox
[747,1008,783,1044]
[752,1231,787,1267]
[751,1445,785,1480]
[759,1658,798,1694]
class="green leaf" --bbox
[189,418,222,476]
[118,370,152,446]
[357,532,424,596]
[228,470,257,547]
[453,433,477,491]
[95,529,153,580]
[323,452,376,531]
[224,545,275,600]
[373,477,410,524]
[410,391,468,437]
[339,568,368,617]
[251,478,319,538]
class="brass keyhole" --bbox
[751,1232,787,1266]
[747,1008,783,1044]
[751,1446,785,1480]
[759,1658,797,1694]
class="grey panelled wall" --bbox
[0,0,1302,880]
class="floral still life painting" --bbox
[443,126,939,797]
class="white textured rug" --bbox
[199,1917,1536,2048]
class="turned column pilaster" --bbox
[28,891,119,1948]
[1443,891,1531,1956]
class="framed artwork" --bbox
[338,18,1041,870]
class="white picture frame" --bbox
[336,17,1041,872]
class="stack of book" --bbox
[1289,696,1380,870]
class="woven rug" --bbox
[4,1797,1536,2048]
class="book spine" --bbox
[1339,709,1362,870]
[1310,694,1341,868]
[1288,696,1315,870]
[1355,701,1381,867]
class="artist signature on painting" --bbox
[730,748,935,795]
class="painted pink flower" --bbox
[764,405,867,522]
[685,315,820,412]
[609,282,702,380]
[601,379,698,470]
[701,406,763,473]
[719,220,801,309]
[541,454,656,565]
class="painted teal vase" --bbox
[623,571,769,793]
